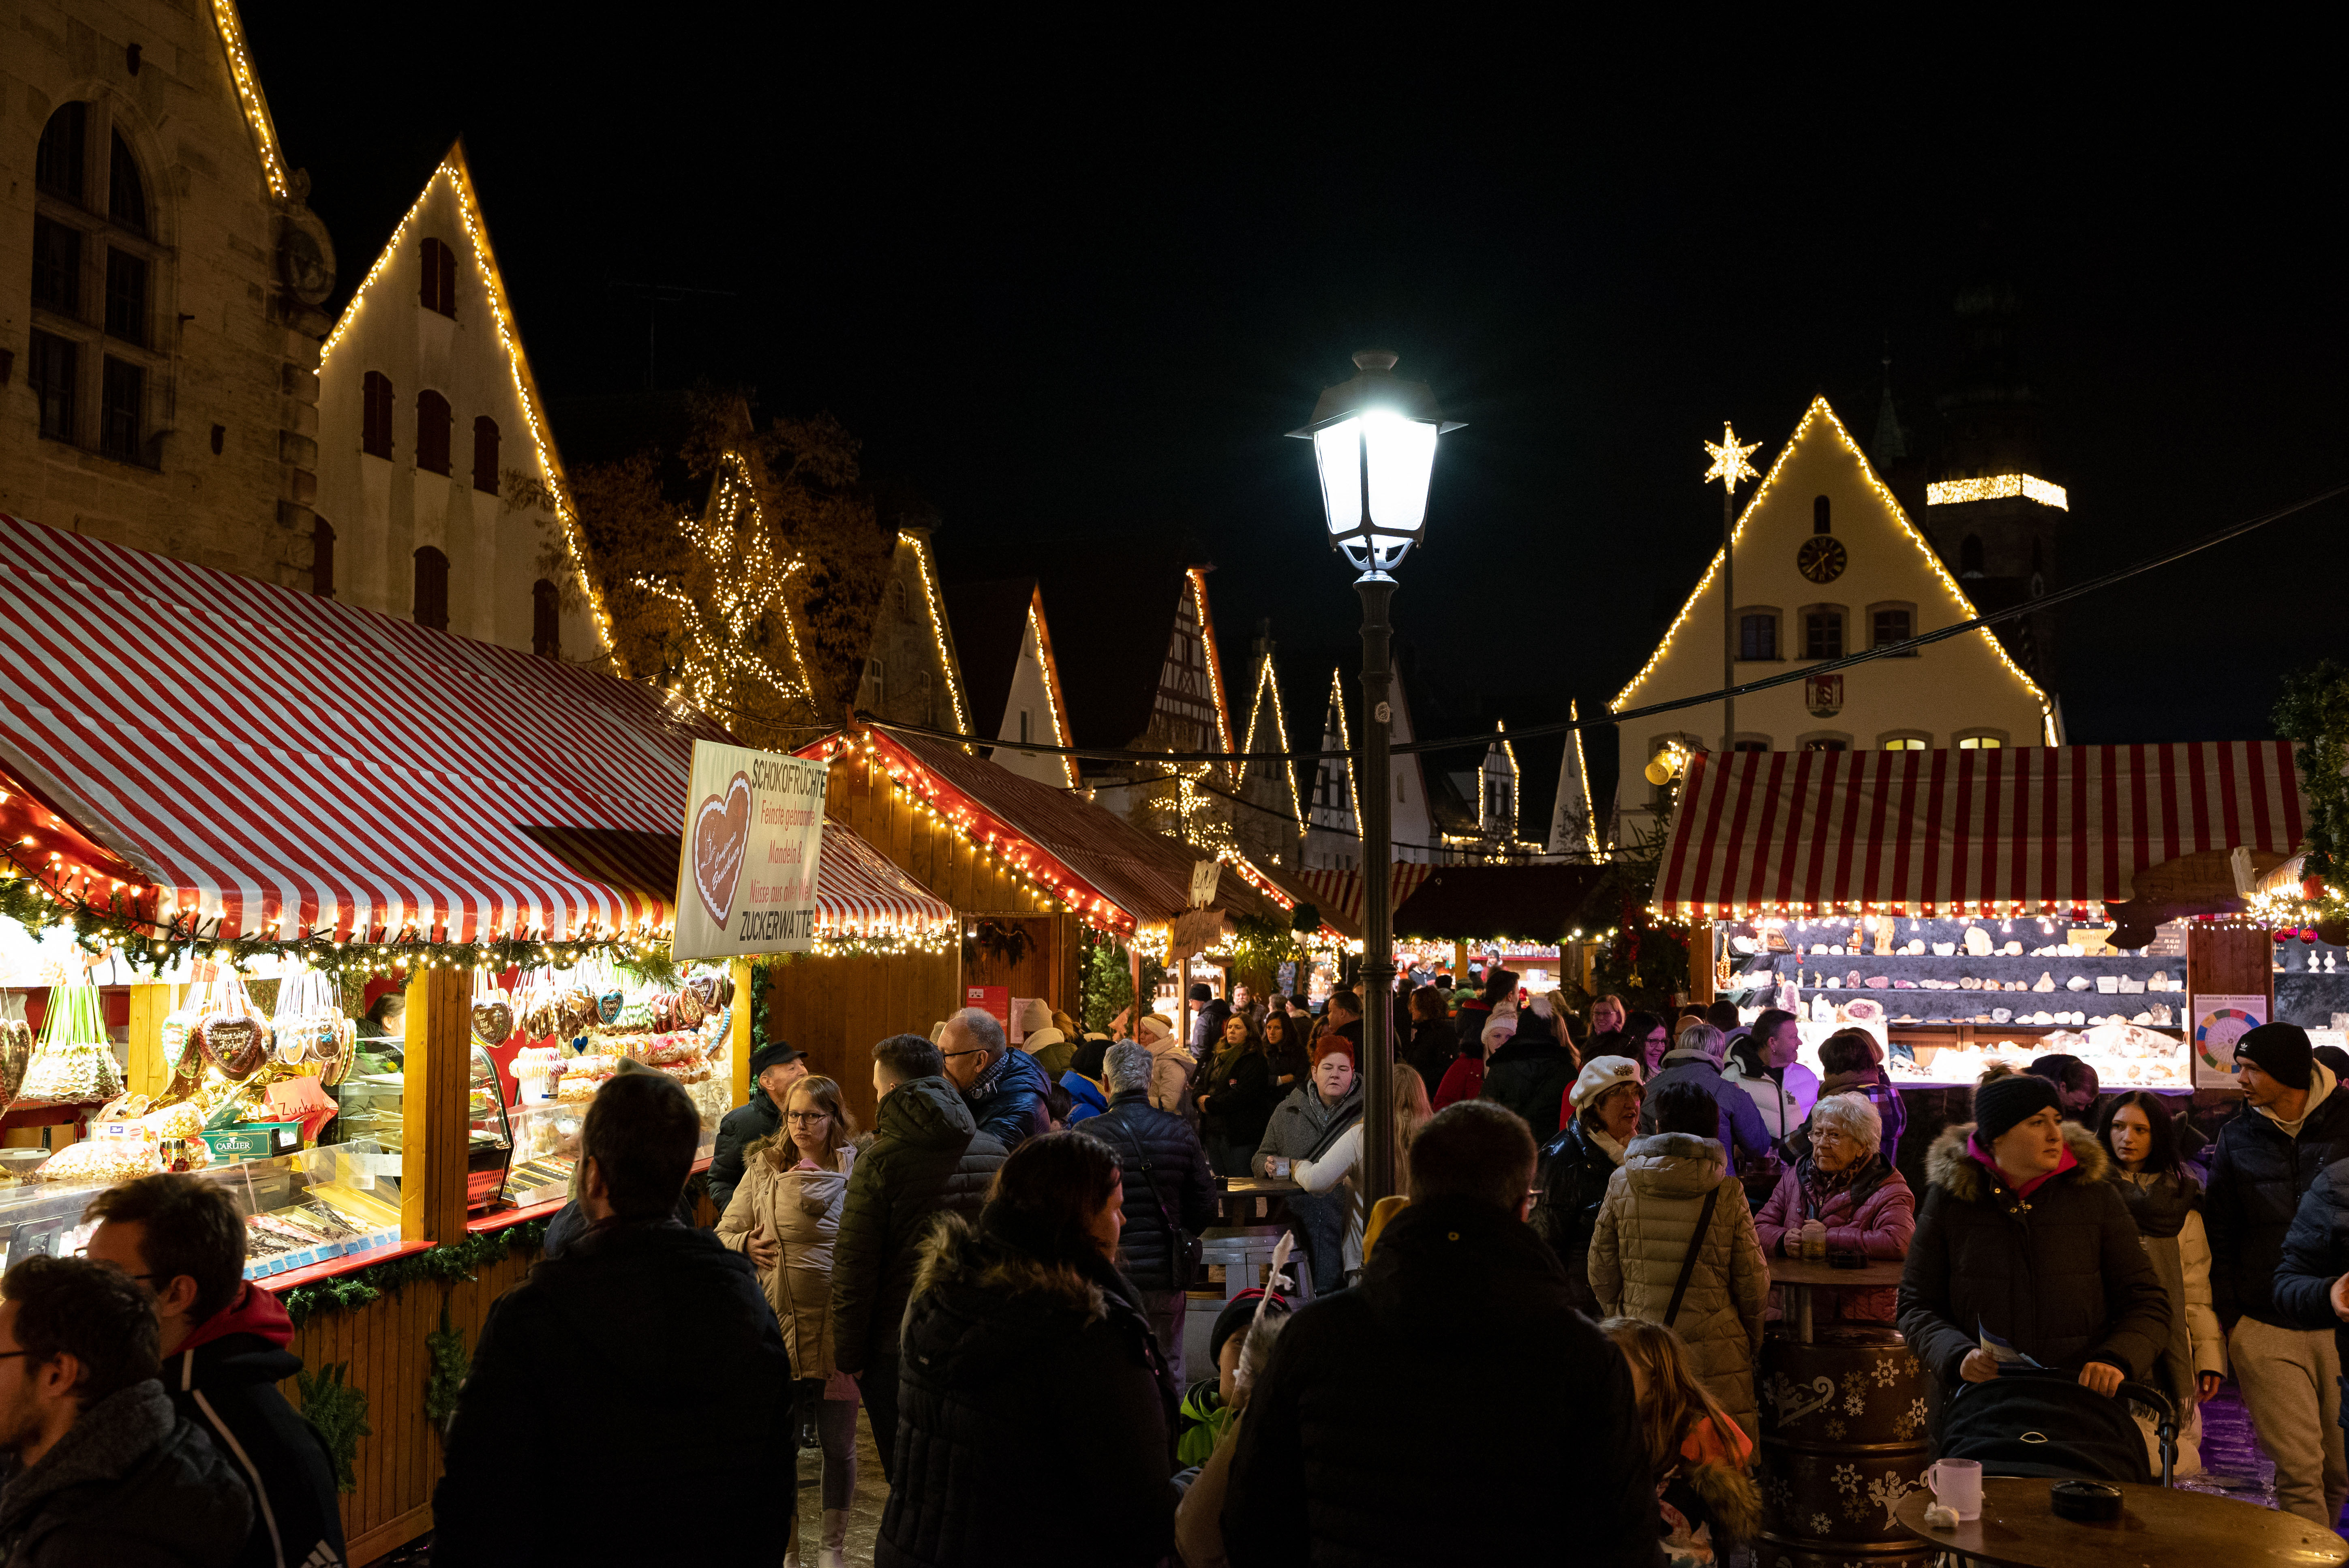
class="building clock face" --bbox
[1797,537,1848,584]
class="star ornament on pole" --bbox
[1703,422,1762,493]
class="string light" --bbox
[1022,594,1077,789]
[1562,699,1603,859]
[1314,668,1360,838]
[1926,474,2069,511]
[208,1,289,199]
[1238,648,1306,831]
[904,531,974,741]
[1185,570,1239,782]
[1702,422,1762,493]
[637,453,808,721]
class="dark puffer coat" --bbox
[2274,1153,2349,1364]
[708,1082,781,1213]
[1529,1114,1621,1313]
[1087,1089,1221,1292]
[1896,1122,2169,1389]
[878,1215,1177,1568]
[1199,1047,1281,1154]
[831,1075,1009,1375]
[0,1380,250,1568]
[1483,1037,1578,1145]
[2202,1070,2349,1326]
[1221,1197,1657,1568]
[964,1044,1053,1152]
[1401,1018,1453,1099]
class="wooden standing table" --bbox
[1768,1254,1908,1343]
[1895,1476,2346,1568]
[1216,1174,1299,1226]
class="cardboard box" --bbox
[200,1122,303,1161]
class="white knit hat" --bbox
[1569,1054,1644,1112]
[1480,1006,1519,1053]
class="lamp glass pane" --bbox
[1313,419,1362,539]
[1363,411,1438,531]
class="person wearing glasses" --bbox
[81,1174,345,1568]
[712,1041,811,1215]
[0,1254,251,1565]
[940,1007,1051,1152]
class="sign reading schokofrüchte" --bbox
[670,741,829,961]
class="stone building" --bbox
[4,0,334,585]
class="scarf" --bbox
[2113,1168,2199,1240]
[1968,1133,2077,1200]
[1588,1125,1627,1164]
[1799,1152,1869,1216]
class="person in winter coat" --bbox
[1435,1005,1513,1110]
[878,1133,1178,1568]
[1258,1010,1308,1103]
[1722,1008,1819,1150]
[941,1007,1051,1151]
[1176,1288,1290,1467]
[1289,1061,1434,1288]
[1600,1315,1760,1568]
[1811,1028,1906,1172]
[1624,1009,1673,1077]
[2273,1153,2349,1463]
[435,1072,795,1568]
[1060,1068,1108,1125]
[81,1175,343,1568]
[830,1035,1008,1480]
[1023,1011,1076,1080]
[1222,1101,1658,1568]
[1753,1092,1914,1322]
[1197,1014,1279,1178]
[1400,984,1453,1100]
[1531,1056,1644,1313]
[1136,1014,1200,1126]
[1090,1041,1220,1386]
[2098,1090,2225,1477]
[1483,997,1579,1144]
[1895,1067,2169,1434]
[1590,1078,1771,1441]
[1591,993,1625,1039]
[710,1040,808,1214]
[1173,1296,1290,1568]
[1640,1021,1774,1169]
[1452,966,1516,1057]
[1189,982,1234,1058]
[0,1255,252,1568]
[2201,1022,2349,1523]
[1252,1037,1366,1297]
[716,1075,862,1568]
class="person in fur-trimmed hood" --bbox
[1896,1065,2168,1406]
[878,1133,1177,1568]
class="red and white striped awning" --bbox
[0,512,729,941]
[1654,743,2308,918]
[1291,863,1437,927]
[815,819,953,935]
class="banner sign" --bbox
[2190,993,2268,1088]
[671,741,829,961]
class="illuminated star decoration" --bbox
[635,452,807,720]
[1702,422,1762,494]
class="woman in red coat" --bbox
[1753,1089,1915,1322]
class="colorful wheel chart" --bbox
[2195,1007,2263,1074]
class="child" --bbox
[1176,1289,1288,1464]
[1600,1317,1760,1568]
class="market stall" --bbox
[1653,743,2304,1097]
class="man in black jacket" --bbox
[833,1033,1009,1478]
[1087,1040,1219,1385]
[0,1255,251,1566]
[1188,982,1233,1057]
[1222,1100,1656,1567]
[84,1175,344,1568]
[1483,1002,1578,1144]
[2204,1023,2349,1524]
[942,1007,1051,1150]
[433,1071,794,1566]
[709,1039,807,1214]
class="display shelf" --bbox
[258,1239,432,1294]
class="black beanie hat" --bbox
[1210,1289,1287,1366]
[1973,1068,2063,1146]
[1188,982,1214,1002]
[2235,1022,2315,1092]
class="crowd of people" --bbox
[18,983,2349,1565]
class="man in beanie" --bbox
[1190,981,1233,1057]
[2205,1022,2349,1523]
[710,1039,806,1214]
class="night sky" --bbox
[240,18,2349,819]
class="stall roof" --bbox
[0,512,729,941]
[1291,864,1436,930]
[1390,863,1610,942]
[1653,743,2308,918]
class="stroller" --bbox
[1937,1367,2181,1486]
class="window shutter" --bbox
[439,240,458,317]
[414,547,449,631]
[473,416,499,493]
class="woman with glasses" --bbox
[717,1075,861,1568]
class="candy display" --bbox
[17,979,125,1103]
[0,992,32,1110]
[272,966,356,1087]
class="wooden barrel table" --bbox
[1756,1323,1934,1568]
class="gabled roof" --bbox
[943,577,1037,736]
[1236,642,1304,830]
[1028,546,1201,756]
[208,1,292,200]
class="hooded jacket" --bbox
[0,1379,251,1568]
[1752,1155,1915,1322]
[1089,1089,1221,1292]
[166,1284,345,1568]
[1588,1131,1770,1439]
[878,1214,1176,1568]
[1059,1070,1108,1125]
[1640,1047,1774,1164]
[1895,1122,2170,1391]
[1221,1197,1658,1568]
[709,1082,782,1214]
[433,1216,794,1568]
[2203,1061,2349,1327]
[963,1043,1052,1152]
[1530,1114,1622,1313]
[830,1075,1009,1375]
[715,1139,858,1377]
[1482,1036,1579,1145]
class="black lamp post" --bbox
[1288,350,1460,1206]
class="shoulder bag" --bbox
[1664,1184,1724,1328]
[1108,1114,1205,1287]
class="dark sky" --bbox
[240,17,2349,819]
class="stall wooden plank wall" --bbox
[768,951,961,1130]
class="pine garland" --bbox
[425,1302,470,1432]
[295,1362,371,1492]
[2277,661,2349,886]
[280,1220,550,1328]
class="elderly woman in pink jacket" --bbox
[1753,1090,1915,1323]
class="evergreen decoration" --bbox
[749,959,772,1058]
[425,1302,470,1433]
[295,1362,372,1492]
[1226,913,1300,980]
[1289,902,1321,934]
[1079,930,1132,1034]
[967,919,1031,967]
[2276,661,2349,887]
[280,1220,550,1328]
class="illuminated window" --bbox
[413,547,449,630]
[1959,534,1984,577]
[1957,734,2004,750]
[472,416,500,493]
[35,103,85,199]
[312,518,335,597]
[1882,737,1927,751]
[1739,612,1777,661]
[420,237,457,317]
[99,356,143,461]
[531,579,559,656]
[1803,611,1843,660]
[1813,495,1831,535]
[1871,606,1913,651]
[416,390,452,475]
[362,372,394,457]
[30,334,77,441]
[108,132,147,235]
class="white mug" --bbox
[1925,1458,1982,1520]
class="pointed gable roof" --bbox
[1547,700,1603,858]
[1238,639,1304,830]
[943,577,1037,736]
[208,0,292,199]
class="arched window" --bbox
[415,390,452,474]
[108,132,146,235]
[420,238,457,317]
[311,518,335,598]
[1959,534,1984,577]
[362,372,394,457]
[35,103,85,199]
[531,579,559,657]
[471,416,500,493]
[1813,495,1831,535]
[413,546,449,630]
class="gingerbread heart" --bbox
[598,990,624,1025]
[472,1001,515,1046]
[197,1015,271,1081]
[691,770,753,926]
[0,1019,32,1107]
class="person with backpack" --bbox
[1088,1041,1219,1386]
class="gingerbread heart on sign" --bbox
[692,770,754,926]
[472,1002,515,1047]
[196,1015,271,1082]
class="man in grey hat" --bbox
[710,1041,807,1214]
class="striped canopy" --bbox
[1653,743,2308,917]
[1291,864,1436,928]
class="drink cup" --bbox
[1268,1157,1292,1179]
[1925,1458,1981,1520]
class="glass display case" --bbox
[466,1042,514,1210]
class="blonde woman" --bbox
[717,1075,861,1568]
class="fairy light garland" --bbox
[1316,668,1360,835]
[1024,597,1077,789]
[1239,651,1305,832]
[1927,474,2069,511]
[638,453,808,718]
[209,0,289,199]
[1185,570,1239,783]
[904,533,974,741]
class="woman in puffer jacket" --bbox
[1589,1078,1770,1442]
[716,1075,861,1568]
[1753,1091,1914,1323]
[2098,1090,2226,1475]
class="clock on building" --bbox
[1796,536,1847,583]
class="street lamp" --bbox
[1289,349,1461,1208]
